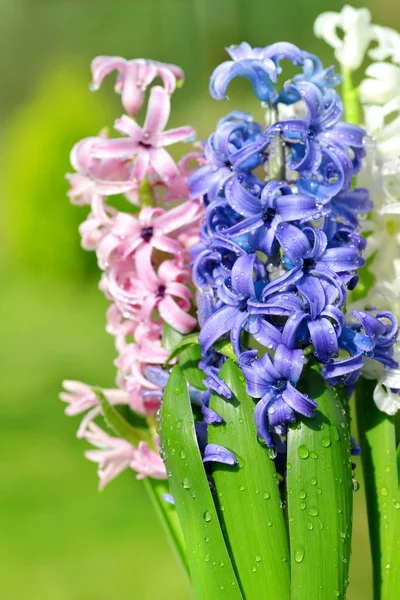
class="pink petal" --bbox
[70,137,98,172]
[66,173,93,203]
[158,260,189,284]
[134,243,159,290]
[132,150,150,183]
[156,64,184,93]
[93,179,137,195]
[139,206,165,226]
[114,115,143,140]
[152,234,182,258]
[91,56,127,89]
[121,64,143,115]
[91,138,139,159]
[159,296,196,334]
[149,147,179,183]
[155,198,202,234]
[143,86,171,138]
[161,126,196,147]
[166,282,192,308]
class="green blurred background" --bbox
[1,0,398,598]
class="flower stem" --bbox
[143,478,190,578]
[341,68,361,126]
[269,107,286,181]
[355,377,400,600]
[139,176,155,208]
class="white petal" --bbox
[314,12,344,49]
[373,381,400,415]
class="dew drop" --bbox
[308,506,319,517]
[295,546,305,563]
[203,511,212,522]
[298,444,309,459]
[310,477,317,486]
[180,450,187,459]
[255,555,262,563]
[321,437,331,448]
[176,419,183,429]
[182,478,191,490]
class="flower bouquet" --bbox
[61,6,400,599]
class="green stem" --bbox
[143,478,190,578]
[355,377,400,600]
[341,68,361,126]
[269,108,286,181]
[139,176,155,207]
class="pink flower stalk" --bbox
[91,86,195,190]
[64,54,202,487]
[91,56,184,116]
[83,423,166,489]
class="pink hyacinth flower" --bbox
[60,380,130,437]
[78,210,116,251]
[83,423,166,489]
[106,258,196,334]
[68,136,138,209]
[96,199,202,270]
[91,86,195,188]
[91,56,184,116]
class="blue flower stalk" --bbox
[189,41,397,450]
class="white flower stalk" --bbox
[314,5,373,71]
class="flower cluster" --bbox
[190,41,398,446]
[62,56,204,488]
[316,5,400,414]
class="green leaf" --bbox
[397,442,400,484]
[162,322,184,351]
[164,333,199,366]
[208,359,290,598]
[355,377,400,600]
[94,388,150,446]
[178,344,207,391]
[287,364,353,599]
[159,365,243,600]
[213,340,237,362]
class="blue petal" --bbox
[274,343,304,384]
[281,382,317,417]
[203,443,238,466]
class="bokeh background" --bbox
[1,0,398,598]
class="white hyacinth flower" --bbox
[369,25,400,63]
[314,5,373,71]
[359,62,400,104]
[373,368,400,415]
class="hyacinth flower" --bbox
[62,10,400,600]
